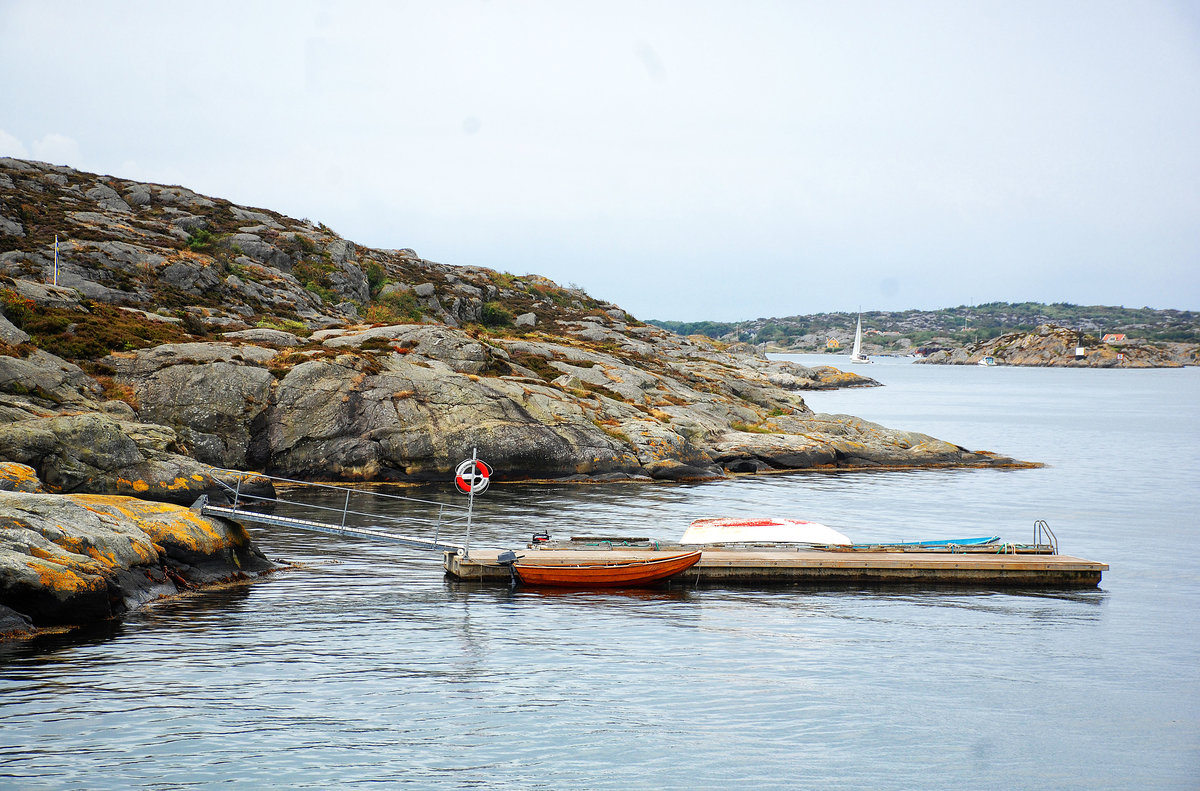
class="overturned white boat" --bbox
[682,517,853,546]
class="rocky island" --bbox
[916,323,1190,367]
[655,304,1198,365]
[0,157,1034,635]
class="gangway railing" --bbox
[201,467,480,556]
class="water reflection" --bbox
[4,364,1195,790]
[0,619,125,664]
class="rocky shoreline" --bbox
[0,156,1031,485]
[0,462,279,640]
[1,158,1038,636]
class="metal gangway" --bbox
[198,460,491,558]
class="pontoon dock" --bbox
[445,544,1107,587]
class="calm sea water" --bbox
[1,356,1197,789]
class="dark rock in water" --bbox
[641,459,725,481]
[724,458,774,474]
[0,604,34,639]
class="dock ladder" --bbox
[1033,519,1058,555]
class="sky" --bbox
[1,1,1198,321]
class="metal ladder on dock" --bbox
[198,468,480,556]
[1033,519,1058,555]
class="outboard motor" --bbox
[496,550,521,587]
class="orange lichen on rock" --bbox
[66,494,242,556]
[0,462,44,493]
[28,546,60,563]
[159,477,198,491]
[28,556,105,594]
[85,545,122,568]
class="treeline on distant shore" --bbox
[649,302,1200,348]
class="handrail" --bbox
[206,468,478,555]
[219,490,470,529]
[210,468,471,511]
[200,502,465,553]
[1033,519,1058,555]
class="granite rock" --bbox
[0,487,277,632]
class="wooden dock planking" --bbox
[444,547,1107,587]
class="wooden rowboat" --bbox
[513,551,702,588]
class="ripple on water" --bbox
[3,365,1199,789]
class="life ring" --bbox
[454,458,492,495]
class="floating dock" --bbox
[445,543,1108,588]
[198,471,1106,589]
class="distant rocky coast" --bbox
[916,324,1192,367]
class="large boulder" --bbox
[84,184,131,213]
[261,353,648,481]
[320,324,498,374]
[127,360,276,468]
[0,489,276,629]
[0,348,103,409]
[0,412,276,504]
[227,233,293,271]
[0,313,29,345]
[708,413,1007,472]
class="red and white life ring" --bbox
[454,458,492,495]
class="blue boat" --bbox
[851,536,1001,549]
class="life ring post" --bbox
[458,447,492,560]
[463,448,475,559]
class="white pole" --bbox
[53,234,58,286]
[462,446,478,559]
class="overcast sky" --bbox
[2,1,1197,321]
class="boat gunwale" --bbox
[513,551,702,571]
[512,550,703,587]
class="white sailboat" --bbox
[849,315,872,364]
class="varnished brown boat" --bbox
[513,551,702,588]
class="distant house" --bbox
[1102,333,1127,343]
[826,338,841,349]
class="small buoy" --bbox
[454,458,492,495]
